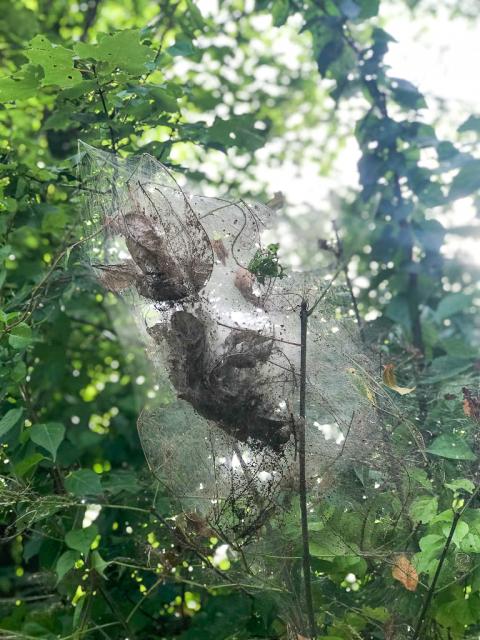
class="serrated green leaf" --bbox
[26,35,81,87]
[0,65,41,101]
[409,495,438,524]
[74,30,155,75]
[0,407,23,439]
[65,525,98,556]
[427,434,476,461]
[30,422,65,461]
[65,469,103,496]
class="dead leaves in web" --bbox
[463,387,480,422]
[234,266,259,305]
[212,238,229,265]
[382,364,415,396]
[391,553,418,591]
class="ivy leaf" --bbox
[26,35,82,87]
[56,550,78,583]
[449,159,480,200]
[409,496,438,524]
[29,422,65,461]
[427,434,476,461]
[0,407,23,439]
[65,525,98,556]
[65,469,103,496]
[75,30,155,75]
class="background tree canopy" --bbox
[2,0,480,638]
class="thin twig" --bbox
[299,299,317,639]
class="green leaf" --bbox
[0,407,23,439]
[14,453,45,477]
[26,35,82,87]
[9,323,33,349]
[91,550,108,577]
[435,292,471,321]
[56,550,78,582]
[458,115,480,134]
[442,520,469,546]
[272,0,290,26]
[409,496,438,524]
[65,469,103,496]
[445,478,475,495]
[29,422,65,461]
[426,356,471,383]
[427,434,476,461]
[207,115,266,151]
[65,525,98,556]
[75,30,155,75]
[340,0,360,18]
[0,65,41,101]
[102,470,140,494]
[358,0,379,18]
[449,159,480,200]
[167,36,196,57]
[460,533,480,553]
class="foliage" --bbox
[1,0,480,639]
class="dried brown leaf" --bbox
[383,364,415,396]
[212,238,229,265]
[392,553,418,591]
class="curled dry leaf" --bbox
[383,364,415,396]
[94,261,139,292]
[266,191,285,210]
[462,387,480,422]
[392,553,418,591]
[212,237,229,265]
[234,266,259,305]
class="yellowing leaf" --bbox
[392,554,418,591]
[346,367,375,404]
[383,364,415,395]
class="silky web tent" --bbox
[78,142,401,637]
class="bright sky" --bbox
[194,1,480,265]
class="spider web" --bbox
[77,142,402,635]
